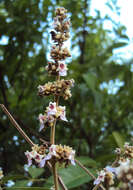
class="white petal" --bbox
[39,159,46,168]
[106,166,116,173]
[59,70,67,76]
[93,178,100,185]
[28,159,32,167]
[60,114,68,122]
[71,159,76,166]
[39,123,44,132]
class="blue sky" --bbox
[91,0,133,60]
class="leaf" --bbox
[76,156,98,167]
[112,131,125,148]
[94,91,103,109]
[44,164,96,189]
[28,167,44,179]
[83,73,97,91]
[2,175,29,183]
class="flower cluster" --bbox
[115,142,133,164]
[111,160,133,190]
[94,143,133,189]
[24,7,76,178]
[46,7,71,76]
[38,79,74,100]
[25,144,47,167]
[25,144,75,168]
[50,45,71,60]
[52,8,70,43]
[38,102,67,131]
[94,166,115,186]
[40,144,75,168]
[0,168,4,180]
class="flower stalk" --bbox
[37,7,74,190]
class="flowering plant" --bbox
[0,6,133,190]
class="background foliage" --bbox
[0,0,132,189]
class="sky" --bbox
[91,0,133,60]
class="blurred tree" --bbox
[0,0,132,189]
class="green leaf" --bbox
[83,73,97,91]
[2,176,29,183]
[44,164,96,189]
[94,91,103,109]
[112,131,125,148]
[76,156,98,167]
[28,167,44,179]
[13,180,30,187]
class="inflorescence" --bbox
[25,7,76,169]
[94,142,133,189]
[25,144,75,168]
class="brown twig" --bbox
[75,159,105,190]
[0,104,34,146]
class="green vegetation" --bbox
[0,0,132,189]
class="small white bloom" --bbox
[106,166,116,173]
[47,102,57,116]
[39,154,52,168]
[49,145,57,156]
[35,154,44,164]
[25,150,38,166]
[38,85,44,93]
[38,114,45,132]
[58,106,68,121]
[124,142,130,148]
[94,170,106,185]
[57,62,68,76]
[68,150,75,165]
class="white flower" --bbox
[39,145,57,168]
[47,102,57,116]
[49,145,57,156]
[34,154,44,164]
[68,150,76,165]
[25,150,37,166]
[118,158,130,166]
[94,170,106,185]
[115,160,130,177]
[39,154,52,168]
[105,166,116,173]
[124,142,130,148]
[38,114,45,132]
[58,106,68,121]
[37,85,44,93]
[57,62,68,76]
